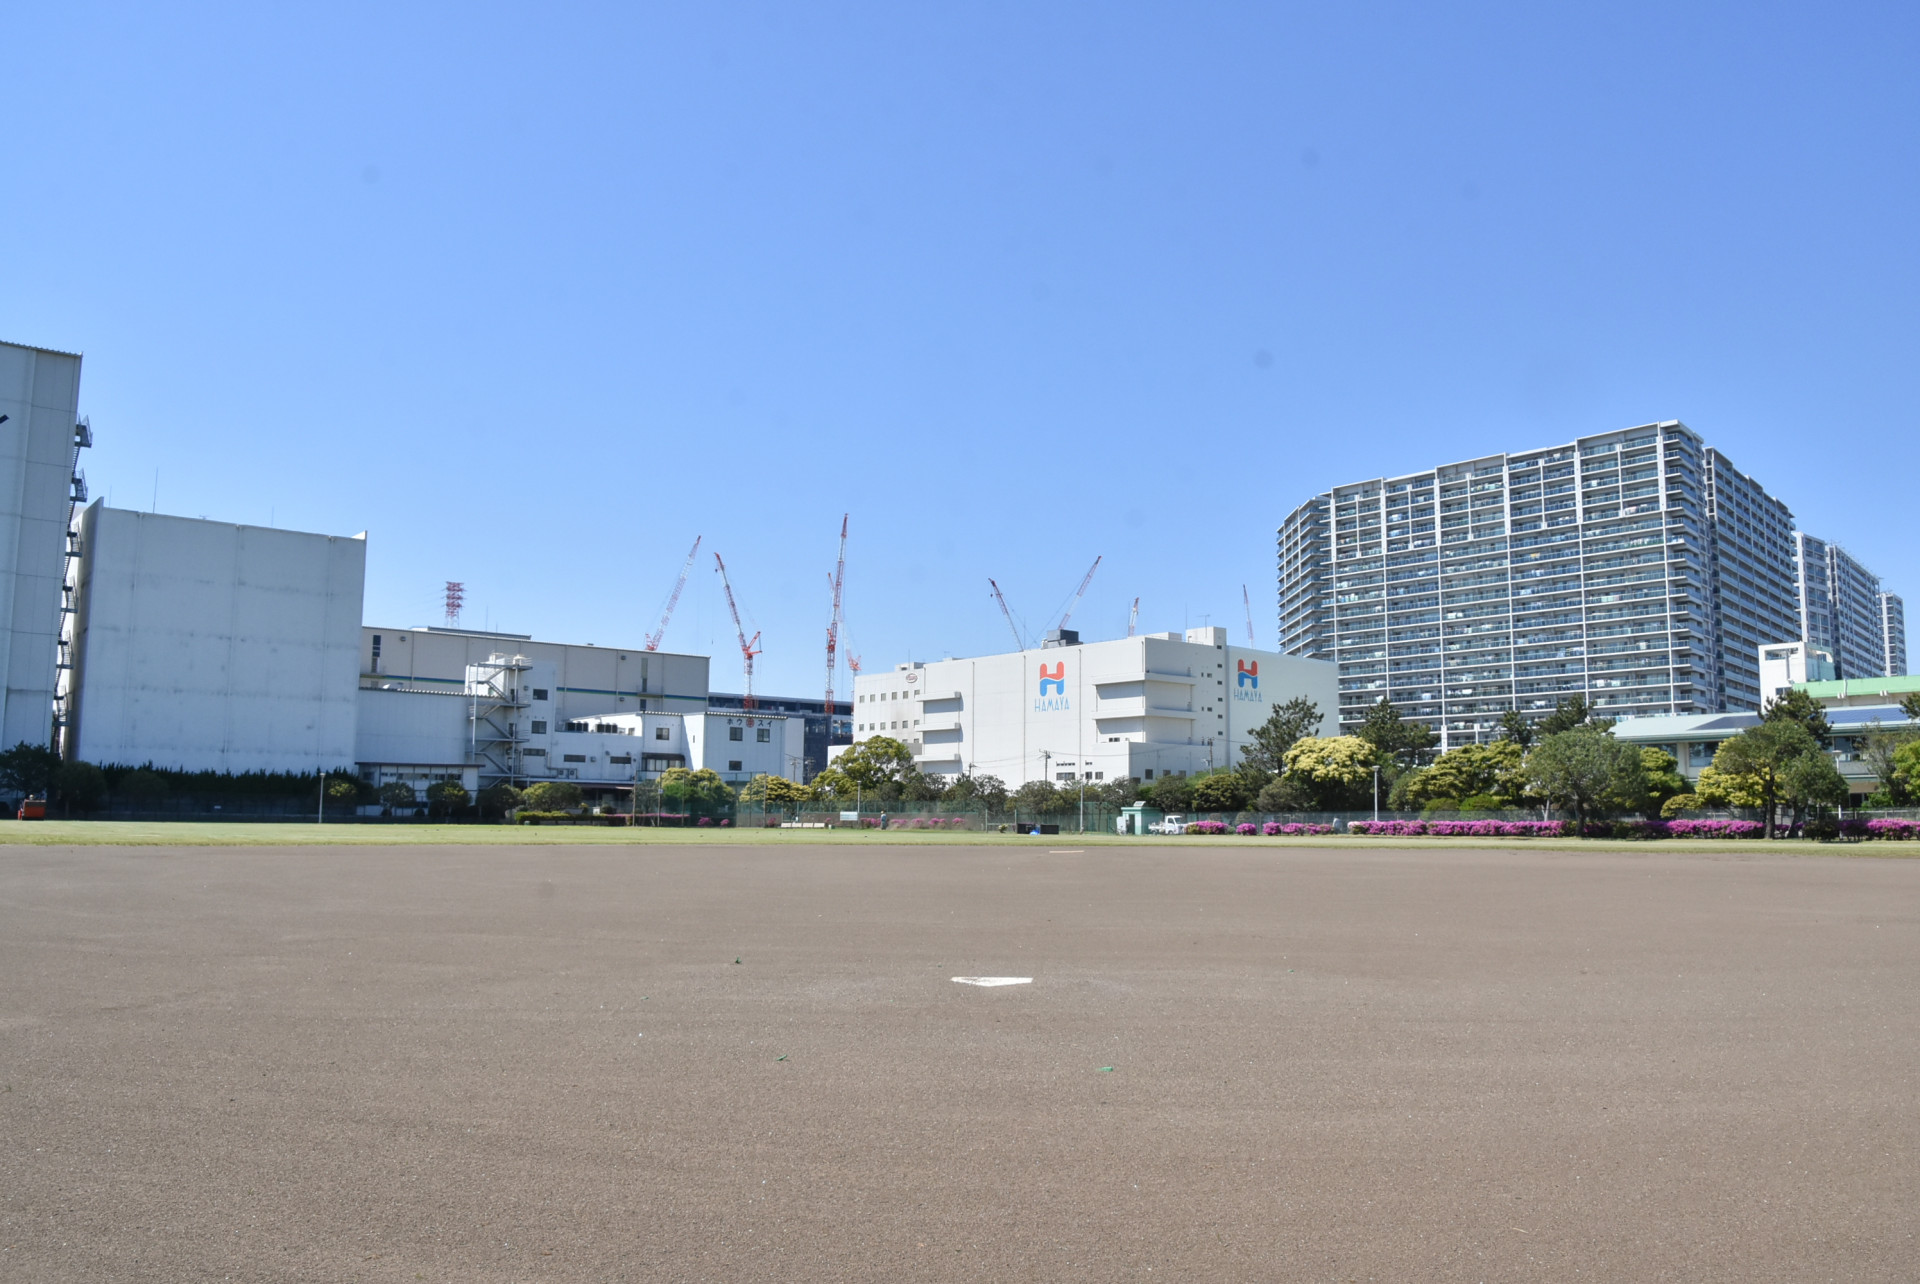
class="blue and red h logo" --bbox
[1038,662,1065,696]
[1237,660,1259,689]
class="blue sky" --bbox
[5,2,1915,699]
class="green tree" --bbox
[378,781,417,811]
[944,773,1009,812]
[1900,692,1920,722]
[478,782,523,819]
[1353,698,1435,770]
[0,741,62,799]
[1694,763,1765,810]
[1538,694,1613,737]
[1238,697,1323,775]
[1010,780,1065,814]
[657,768,732,817]
[1892,739,1920,796]
[425,780,469,817]
[324,774,365,811]
[1189,769,1253,813]
[522,780,585,812]
[51,760,107,814]
[1637,747,1690,819]
[828,737,916,793]
[1859,726,1916,805]
[119,768,171,807]
[1255,774,1315,812]
[1495,709,1536,749]
[739,773,812,807]
[1762,688,1832,746]
[1524,727,1646,832]
[1779,750,1848,830]
[1399,742,1526,809]
[1282,735,1381,811]
[1147,774,1195,811]
[1708,721,1823,839]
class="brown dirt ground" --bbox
[1,841,1915,1282]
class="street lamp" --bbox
[1372,765,1381,821]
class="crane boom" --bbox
[1128,596,1139,637]
[1057,555,1102,629]
[824,515,848,740]
[712,552,761,711]
[645,536,702,651]
[1242,584,1257,647]
[987,578,1024,650]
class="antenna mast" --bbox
[645,536,702,652]
[1057,555,1102,629]
[988,578,1024,651]
[713,552,761,712]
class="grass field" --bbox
[0,816,1912,856]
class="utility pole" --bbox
[1372,765,1381,821]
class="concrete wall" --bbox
[0,341,82,748]
[355,687,473,783]
[70,505,367,772]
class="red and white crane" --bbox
[824,514,849,731]
[1057,555,1102,630]
[988,578,1024,650]
[712,552,761,712]
[1127,596,1139,637]
[1242,584,1257,648]
[645,536,702,652]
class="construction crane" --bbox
[1056,555,1102,630]
[1127,596,1139,637]
[1242,584,1257,648]
[712,552,761,712]
[824,515,848,731]
[645,536,702,651]
[988,578,1024,650]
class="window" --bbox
[563,753,586,763]
[654,726,671,740]
[756,727,770,742]
[609,754,632,765]
[565,721,587,733]
[1144,769,1154,780]
[1095,772,1104,780]
[532,688,548,701]
[729,726,744,741]
[728,760,743,772]
[524,748,546,757]
[530,720,547,735]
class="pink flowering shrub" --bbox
[1866,818,1920,840]
[1262,822,1335,836]
[1346,819,1572,837]
[1662,818,1764,839]
[1185,820,1230,835]
[1236,823,1258,836]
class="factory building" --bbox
[0,339,88,750]
[66,505,367,773]
[851,627,1338,787]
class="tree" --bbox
[828,737,916,793]
[658,768,732,817]
[1190,770,1253,813]
[325,775,365,811]
[1901,692,1920,722]
[119,768,171,806]
[1893,739,1920,797]
[1255,774,1316,812]
[0,742,62,799]
[1708,721,1822,839]
[739,773,813,808]
[378,781,417,811]
[1282,735,1381,811]
[1694,764,1765,810]
[1399,742,1526,810]
[944,773,1009,812]
[425,780,469,817]
[1538,694,1612,737]
[1353,698,1435,770]
[898,769,950,803]
[1860,726,1917,805]
[51,760,107,814]
[1147,774,1195,811]
[1637,747,1690,819]
[1092,776,1145,808]
[1010,780,1065,814]
[1524,727,1646,833]
[478,782,523,819]
[1761,689,1832,746]
[1239,697,1323,775]
[1495,709,1536,750]
[1779,751,1848,830]
[522,780,585,812]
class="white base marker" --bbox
[952,976,1033,987]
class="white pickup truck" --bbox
[1147,813,1188,835]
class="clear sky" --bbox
[5,2,1915,700]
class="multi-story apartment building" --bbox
[1882,593,1908,677]
[1793,533,1903,680]
[1276,422,1806,743]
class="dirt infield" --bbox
[2,843,1915,1282]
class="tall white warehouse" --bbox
[0,340,87,749]
[67,504,367,772]
[851,627,1338,787]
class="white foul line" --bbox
[952,976,1033,987]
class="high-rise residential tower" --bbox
[1793,534,1901,680]
[1276,421,1804,742]
[1882,593,1907,677]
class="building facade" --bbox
[1274,421,1833,743]
[1795,534,1902,680]
[1882,593,1907,678]
[66,505,368,773]
[707,690,850,782]
[850,626,1338,788]
[0,340,87,749]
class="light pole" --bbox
[1372,765,1381,821]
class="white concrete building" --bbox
[1757,640,1836,706]
[66,504,367,773]
[851,627,1338,787]
[0,340,87,749]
